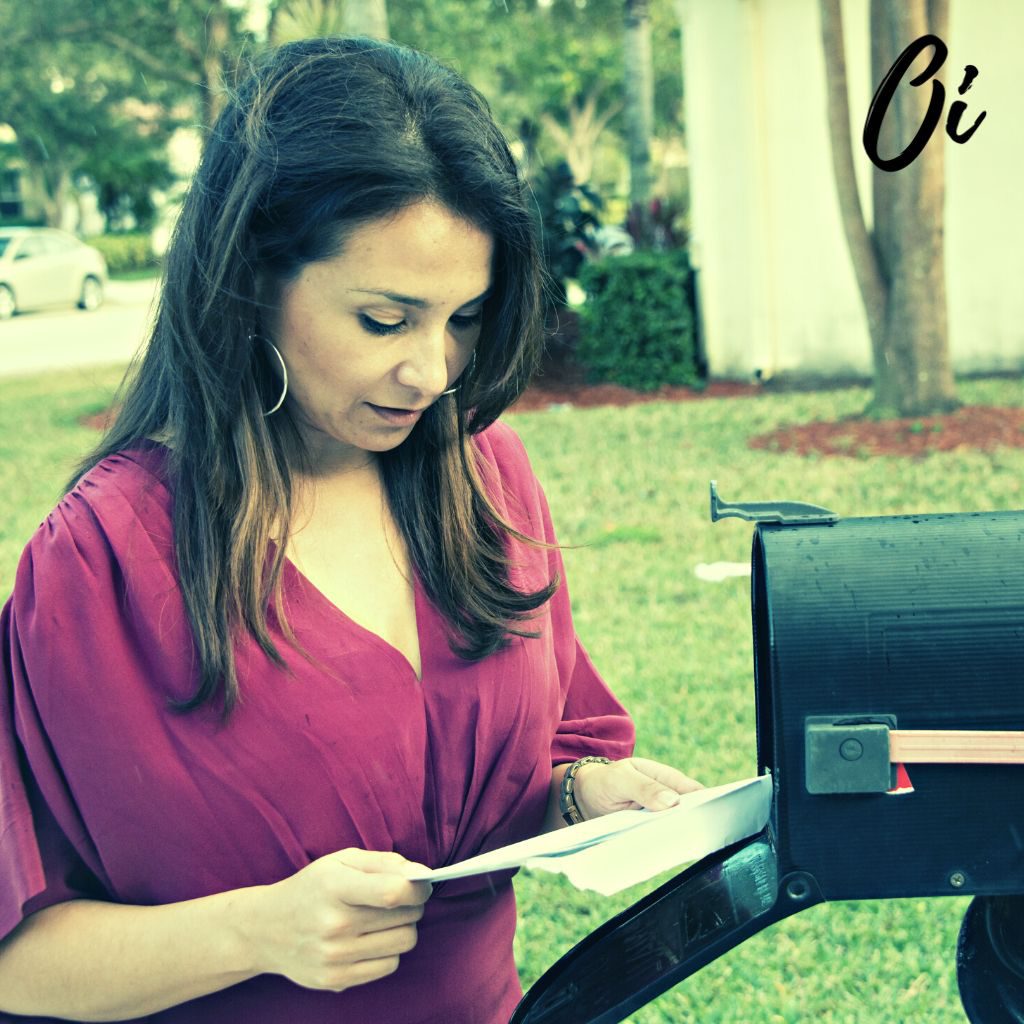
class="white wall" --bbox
[681,0,1024,380]
[944,0,1024,374]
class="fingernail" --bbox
[657,790,681,808]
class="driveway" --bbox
[0,278,160,379]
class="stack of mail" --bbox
[407,774,772,896]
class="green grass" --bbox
[0,364,127,587]
[2,369,1022,1022]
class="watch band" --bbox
[560,756,611,825]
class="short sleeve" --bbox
[0,576,106,942]
[548,635,636,766]
[0,451,174,943]
[474,422,636,767]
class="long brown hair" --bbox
[70,37,556,713]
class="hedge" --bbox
[85,233,159,276]
[577,250,699,392]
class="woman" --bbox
[0,37,698,1023]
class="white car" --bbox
[0,227,108,320]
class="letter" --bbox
[946,65,986,144]
[862,34,948,173]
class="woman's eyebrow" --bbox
[350,288,492,308]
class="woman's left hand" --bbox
[571,757,704,821]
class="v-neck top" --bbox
[0,421,635,1024]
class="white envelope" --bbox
[407,773,772,896]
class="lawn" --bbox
[2,368,1022,1022]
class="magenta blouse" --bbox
[0,422,635,1024]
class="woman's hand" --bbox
[572,757,704,821]
[243,848,433,993]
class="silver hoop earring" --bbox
[262,340,288,417]
[441,351,477,396]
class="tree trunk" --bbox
[20,159,70,228]
[818,0,957,416]
[871,0,956,414]
[344,0,389,40]
[820,0,887,356]
[624,0,654,246]
[201,4,232,133]
[9,124,72,228]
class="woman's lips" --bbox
[367,403,424,426]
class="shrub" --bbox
[577,250,699,391]
[85,233,158,276]
[530,160,603,308]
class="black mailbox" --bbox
[512,485,1024,1024]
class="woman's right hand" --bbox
[242,848,433,993]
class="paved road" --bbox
[0,279,160,379]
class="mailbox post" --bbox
[512,485,1024,1024]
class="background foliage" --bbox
[0,0,694,383]
[390,0,682,179]
[85,233,160,275]
[531,160,605,308]
[0,1,685,234]
[578,250,698,390]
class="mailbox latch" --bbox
[806,718,1024,794]
[805,716,897,794]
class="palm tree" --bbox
[623,0,654,247]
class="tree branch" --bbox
[97,30,201,87]
[173,25,204,64]
[818,0,886,342]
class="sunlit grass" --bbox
[0,364,126,588]
[2,368,1021,1021]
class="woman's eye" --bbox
[359,313,406,336]
[449,310,483,331]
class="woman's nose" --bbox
[395,326,451,396]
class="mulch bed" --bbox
[515,374,1024,457]
[748,405,1024,458]
[511,377,760,412]
[513,311,1024,456]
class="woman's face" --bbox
[267,200,494,471]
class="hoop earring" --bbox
[262,340,288,417]
[441,351,477,396]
